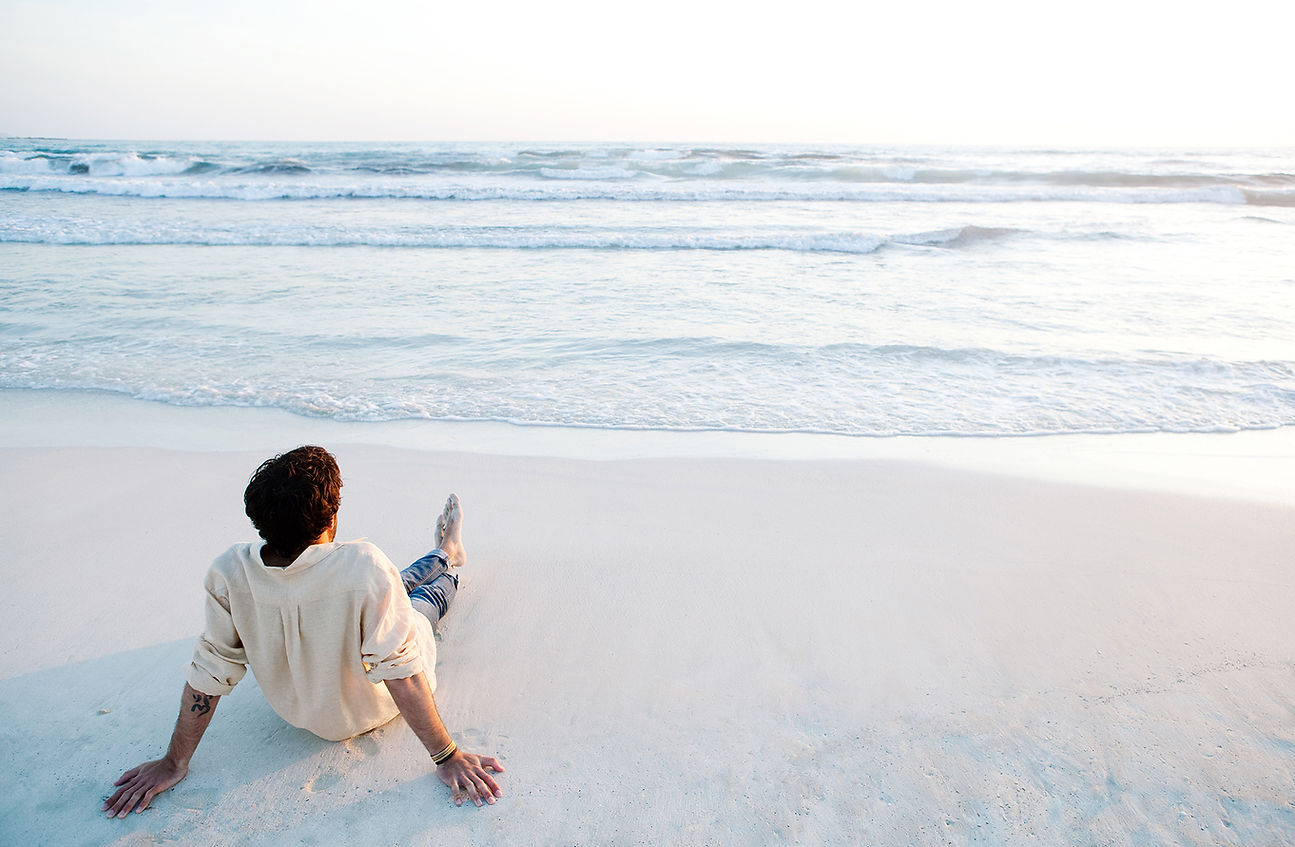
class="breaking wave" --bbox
[0,221,1036,253]
[2,143,1289,206]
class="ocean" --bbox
[2,140,1293,437]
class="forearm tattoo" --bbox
[189,692,213,715]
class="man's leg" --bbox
[408,563,459,623]
[401,548,453,593]
[400,494,466,624]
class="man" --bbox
[102,446,503,818]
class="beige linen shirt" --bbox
[185,540,437,741]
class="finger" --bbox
[456,772,485,808]
[470,774,496,805]
[106,784,137,817]
[136,787,159,813]
[458,776,482,807]
[116,789,145,818]
[103,787,128,811]
[478,756,505,773]
[475,769,502,798]
[121,784,154,818]
[114,767,141,787]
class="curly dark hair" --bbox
[244,445,342,558]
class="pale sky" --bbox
[1,0,1291,147]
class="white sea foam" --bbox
[627,148,679,160]
[0,151,202,178]
[0,174,1260,205]
[881,166,917,181]
[539,165,638,180]
[1,216,1021,253]
[4,353,1292,437]
[85,153,197,177]
[0,152,59,175]
[0,228,845,252]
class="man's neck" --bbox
[261,545,299,568]
[260,521,337,569]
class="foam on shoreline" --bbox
[4,388,1293,506]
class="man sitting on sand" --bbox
[102,445,503,817]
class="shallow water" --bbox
[3,141,1293,436]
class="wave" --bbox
[539,165,637,180]
[5,335,1291,437]
[895,168,1295,189]
[2,144,1290,207]
[622,338,1295,377]
[0,173,1262,205]
[1243,189,1295,208]
[0,222,1036,253]
[226,159,313,175]
[890,225,1022,247]
[1,150,206,178]
[5,367,1289,440]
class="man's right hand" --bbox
[102,758,189,818]
[383,673,506,807]
[102,683,221,819]
[436,751,505,807]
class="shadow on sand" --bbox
[0,637,465,847]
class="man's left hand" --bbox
[437,751,505,807]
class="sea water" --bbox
[1,140,1293,437]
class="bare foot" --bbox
[434,494,466,568]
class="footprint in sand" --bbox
[303,768,344,793]
[342,734,378,760]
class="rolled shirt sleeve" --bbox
[358,562,427,683]
[185,568,249,696]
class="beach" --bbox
[2,394,1293,846]
[3,139,1294,843]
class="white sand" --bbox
[2,400,1294,845]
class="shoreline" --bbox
[4,387,1294,507]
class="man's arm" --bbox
[384,672,504,807]
[102,683,221,818]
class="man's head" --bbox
[244,445,342,556]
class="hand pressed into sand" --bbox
[102,684,218,818]
[102,757,189,818]
[384,671,505,807]
[437,750,506,807]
